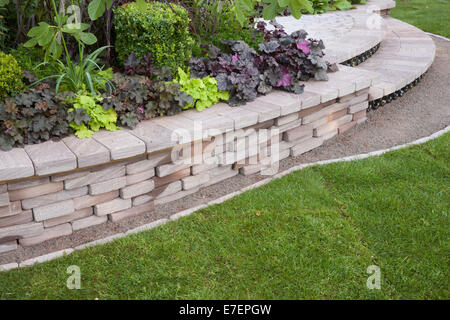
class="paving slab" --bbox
[93,130,146,160]
[129,121,178,154]
[24,141,77,176]
[0,148,35,182]
[63,136,110,168]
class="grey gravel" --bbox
[1,37,449,265]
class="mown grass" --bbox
[0,133,448,299]
[391,0,450,37]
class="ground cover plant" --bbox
[0,0,366,151]
[0,132,448,299]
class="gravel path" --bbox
[1,37,449,265]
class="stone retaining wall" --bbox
[0,88,369,254]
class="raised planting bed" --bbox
[0,0,438,259]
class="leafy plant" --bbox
[257,20,329,93]
[172,67,229,111]
[65,92,118,138]
[34,46,114,95]
[10,45,56,80]
[0,51,24,100]
[101,72,193,128]
[23,0,98,60]
[190,40,263,106]
[0,84,70,151]
[114,1,194,72]
[23,0,113,95]
[123,52,157,77]
[233,0,313,25]
[189,22,330,106]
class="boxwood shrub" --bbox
[114,1,194,71]
[0,52,24,101]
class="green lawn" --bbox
[391,0,450,37]
[0,133,449,299]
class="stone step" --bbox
[354,17,435,101]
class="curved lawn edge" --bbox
[1,125,448,272]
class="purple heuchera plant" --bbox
[297,40,311,55]
[189,21,330,106]
[276,67,292,87]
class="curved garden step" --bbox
[354,17,436,101]
[274,1,390,64]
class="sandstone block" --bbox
[0,241,17,254]
[348,101,369,114]
[19,223,73,247]
[0,193,9,207]
[126,159,157,175]
[283,124,314,142]
[152,181,182,199]
[65,165,125,190]
[7,177,49,191]
[156,161,191,178]
[89,176,127,195]
[0,222,44,242]
[44,207,93,228]
[126,169,155,186]
[95,198,132,216]
[338,121,357,134]
[182,173,209,190]
[0,201,22,218]
[9,182,63,202]
[22,186,88,210]
[73,190,119,210]
[72,215,107,231]
[291,138,324,156]
[24,140,77,176]
[274,113,299,126]
[313,115,353,137]
[352,110,367,121]
[0,148,34,181]
[109,202,155,223]
[0,210,33,228]
[33,199,75,222]
[154,168,191,188]
[120,180,155,199]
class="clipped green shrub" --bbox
[114,1,194,71]
[0,51,24,100]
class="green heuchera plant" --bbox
[173,68,229,112]
[114,1,194,71]
[66,93,119,138]
[0,52,24,100]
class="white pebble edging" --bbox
[1,126,448,272]
[18,249,74,268]
[426,32,450,42]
